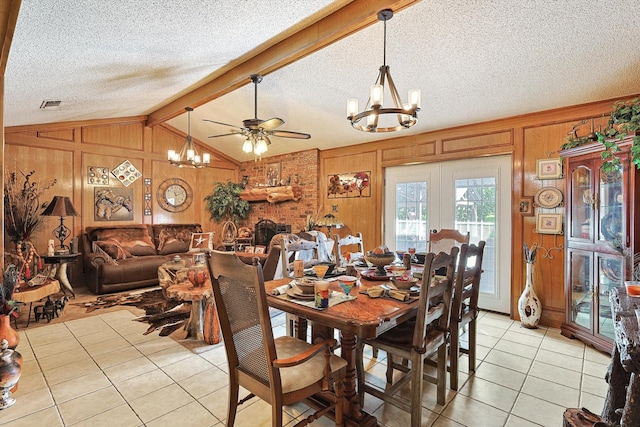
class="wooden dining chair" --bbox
[449,240,486,390]
[206,250,347,427]
[333,232,364,266]
[428,228,470,255]
[356,249,458,427]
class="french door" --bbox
[384,156,512,314]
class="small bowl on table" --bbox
[390,276,419,290]
[295,279,316,295]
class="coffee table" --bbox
[12,279,61,327]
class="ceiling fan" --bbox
[204,74,310,157]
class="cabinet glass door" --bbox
[569,250,591,330]
[571,165,593,240]
[596,254,622,340]
[598,165,624,245]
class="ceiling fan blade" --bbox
[202,118,244,130]
[260,117,285,131]
[207,132,242,139]
[271,130,311,139]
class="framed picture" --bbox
[266,161,281,187]
[536,158,563,180]
[254,245,266,254]
[189,232,214,252]
[534,187,564,208]
[518,197,534,216]
[536,213,564,234]
[244,246,255,253]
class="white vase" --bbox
[518,262,542,328]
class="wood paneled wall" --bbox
[4,117,239,262]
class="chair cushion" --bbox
[275,336,346,394]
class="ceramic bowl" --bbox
[295,279,315,294]
[364,251,396,268]
[387,264,407,277]
[390,276,419,290]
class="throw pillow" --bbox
[189,232,214,252]
[91,241,118,264]
[156,224,203,255]
[93,239,132,261]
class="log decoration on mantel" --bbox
[239,185,302,203]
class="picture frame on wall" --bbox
[535,213,564,234]
[266,161,281,187]
[519,197,534,216]
[536,158,563,180]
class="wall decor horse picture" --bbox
[94,187,134,221]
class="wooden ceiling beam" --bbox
[145,0,420,127]
[0,0,21,74]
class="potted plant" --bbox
[204,181,251,242]
[561,98,640,172]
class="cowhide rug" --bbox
[72,289,191,337]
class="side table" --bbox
[12,279,61,327]
[158,259,220,344]
[41,253,81,298]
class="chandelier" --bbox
[346,9,421,133]
[168,107,211,168]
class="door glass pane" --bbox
[394,181,428,252]
[599,165,624,244]
[597,255,621,340]
[570,251,591,329]
[454,177,496,295]
[571,166,592,240]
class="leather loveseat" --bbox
[82,223,206,294]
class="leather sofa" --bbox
[82,223,206,294]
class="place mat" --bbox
[286,287,314,300]
[277,290,352,310]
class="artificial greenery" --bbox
[204,181,250,223]
[561,98,640,172]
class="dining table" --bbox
[264,266,424,427]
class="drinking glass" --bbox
[338,276,357,300]
[313,264,330,280]
[408,247,417,263]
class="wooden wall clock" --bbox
[157,178,193,212]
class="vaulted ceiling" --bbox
[5,0,640,160]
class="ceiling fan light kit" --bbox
[205,74,311,160]
[168,107,211,168]
[347,9,420,133]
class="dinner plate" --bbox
[361,269,393,281]
[534,187,563,208]
[286,287,315,300]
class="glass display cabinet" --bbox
[560,137,638,354]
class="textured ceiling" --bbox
[5,0,640,161]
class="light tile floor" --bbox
[2,309,611,427]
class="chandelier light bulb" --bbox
[347,98,359,118]
[242,138,253,153]
[203,153,211,164]
[255,138,268,155]
[168,149,176,161]
[370,84,383,107]
[409,89,421,109]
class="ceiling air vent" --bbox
[40,100,61,109]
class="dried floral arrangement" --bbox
[4,170,56,244]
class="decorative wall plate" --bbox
[111,160,141,187]
[534,187,564,208]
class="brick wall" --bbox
[239,149,319,234]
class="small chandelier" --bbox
[168,107,211,168]
[346,9,421,133]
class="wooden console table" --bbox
[564,287,640,426]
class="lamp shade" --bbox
[316,214,344,229]
[41,196,79,217]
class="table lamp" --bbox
[315,213,344,238]
[41,196,79,253]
